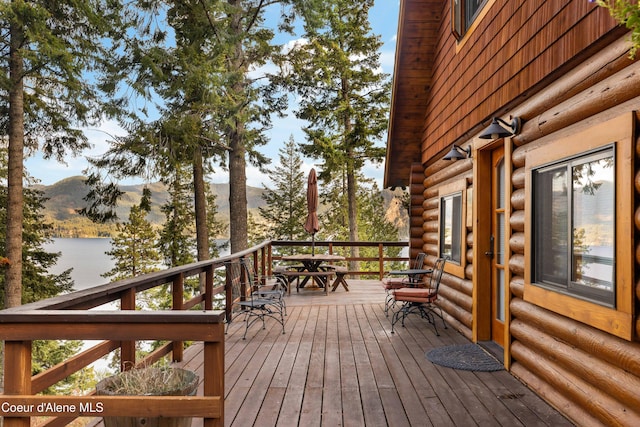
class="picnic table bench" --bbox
[275,263,349,295]
[279,269,335,295]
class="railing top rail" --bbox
[0,309,225,324]
[2,241,273,313]
[271,240,408,247]
[0,311,225,342]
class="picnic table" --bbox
[280,254,346,295]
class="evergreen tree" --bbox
[158,164,196,268]
[0,0,127,307]
[206,186,228,259]
[83,0,324,257]
[247,211,270,247]
[357,182,404,276]
[259,135,308,246]
[277,0,390,268]
[0,147,74,305]
[317,171,350,242]
[0,148,91,394]
[102,189,161,282]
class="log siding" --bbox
[424,53,640,427]
[387,0,640,424]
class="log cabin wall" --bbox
[501,62,640,426]
[424,59,640,426]
[388,1,640,425]
[422,157,474,340]
[409,163,426,259]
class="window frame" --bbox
[440,192,463,264]
[451,0,492,42]
[438,180,467,277]
[524,113,634,341]
[531,145,616,307]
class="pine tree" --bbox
[278,0,391,269]
[259,135,308,246]
[0,0,127,307]
[206,186,228,259]
[0,149,74,300]
[102,189,161,282]
[317,172,350,242]
[357,182,404,276]
[82,0,325,257]
[248,211,270,247]
[158,164,196,268]
[0,147,91,394]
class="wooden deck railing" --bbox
[269,240,409,279]
[0,240,408,427]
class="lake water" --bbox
[44,237,115,290]
[45,237,230,291]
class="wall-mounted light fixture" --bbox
[479,116,522,140]
[443,144,471,161]
[389,181,407,191]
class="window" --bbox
[452,0,489,40]
[532,147,615,306]
[523,112,634,341]
[440,192,463,264]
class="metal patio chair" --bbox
[382,252,427,316]
[390,256,448,336]
[241,258,287,316]
[224,260,285,340]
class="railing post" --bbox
[172,273,184,362]
[379,243,384,280]
[260,246,267,282]
[225,264,232,323]
[3,340,31,427]
[205,265,214,311]
[121,288,136,371]
[203,325,225,427]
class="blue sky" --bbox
[25,1,400,189]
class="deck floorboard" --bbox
[92,280,574,427]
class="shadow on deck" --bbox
[174,280,572,427]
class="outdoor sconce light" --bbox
[389,182,407,191]
[443,144,471,161]
[479,116,522,140]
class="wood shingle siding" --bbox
[424,1,621,160]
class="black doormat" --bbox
[426,344,504,372]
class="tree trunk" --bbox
[343,76,359,273]
[228,1,248,254]
[5,20,25,308]
[193,147,209,292]
[229,129,248,253]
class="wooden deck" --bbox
[174,280,572,427]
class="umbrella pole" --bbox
[312,234,315,255]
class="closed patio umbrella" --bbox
[304,168,319,255]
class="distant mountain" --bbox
[34,176,408,239]
[34,176,268,237]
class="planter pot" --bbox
[96,367,199,427]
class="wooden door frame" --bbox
[472,138,512,367]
